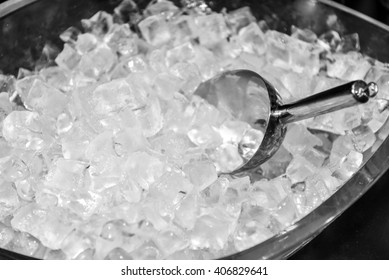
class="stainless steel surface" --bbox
[275,80,378,124]
[195,71,377,173]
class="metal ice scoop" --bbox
[194,70,378,174]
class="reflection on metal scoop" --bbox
[194,69,378,174]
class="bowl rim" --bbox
[1,0,389,260]
[0,0,38,18]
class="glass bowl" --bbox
[1,0,389,260]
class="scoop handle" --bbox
[273,80,378,124]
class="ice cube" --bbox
[82,11,114,36]
[234,205,276,251]
[114,0,141,25]
[300,147,327,168]
[218,120,250,144]
[191,45,220,80]
[190,208,236,251]
[148,48,168,72]
[65,190,103,219]
[150,131,193,158]
[44,249,68,260]
[200,177,229,206]
[61,230,93,259]
[105,248,133,260]
[311,74,345,94]
[265,30,291,70]
[337,33,360,53]
[183,160,217,191]
[113,127,147,157]
[187,124,223,148]
[0,181,20,220]
[291,26,317,43]
[61,123,91,160]
[15,179,35,201]
[130,241,162,260]
[166,42,196,67]
[170,15,197,45]
[290,181,322,216]
[0,91,12,119]
[78,45,117,78]
[329,134,355,166]
[85,131,115,162]
[75,33,98,54]
[282,124,322,154]
[170,62,202,96]
[153,73,182,100]
[25,79,68,117]
[376,73,389,99]
[333,150,363,181]
[0,222,15,248]
[124,151,165,190]
[153,230,188,257]
[45,158,88,191]
[1,154,31,183]
[122,55,148,73]
[5,232,41,257]
[251,177,289,209]
[211,143,244,173]
[332,107,362,132]
[59,26,81,44]
[367,108,389,133]
[225,6,256,34]
[319,30,341,52]
[286,155,318,183]
[2,111,54,151]
[327,52,371,81]
[349,125,376,153]
[272,196,298,227]
[55,44,81,70]
[281,71,313,100]
[11,203,75,249]
[39,66,72,93]
[92,79,144,115]
[237,22,266,55]
[120,178,142,203]
[134,94,163,137]
[106,25,138,58]
[260,145,293,179]
[195,14,230,47]
[0,74,16,94]
[138,14,171,46]
[148,170,193,217]
[174,193,198,230]
[56,113,73,135]
[218,176,250,217]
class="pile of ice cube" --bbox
[0,0,389,259]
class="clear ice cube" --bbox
[195,14,230,47]
[11,203,74,249]
[25,79,68,117]
[138,14,172,46]
[55,44,81,70]
[0,181,20,220]
[225,6,256,34]
[183,160,217,191]
[237,22,266,55]
[2,111,54,151]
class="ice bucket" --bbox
[1,0,389,259]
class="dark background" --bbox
[0,0,389,260]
